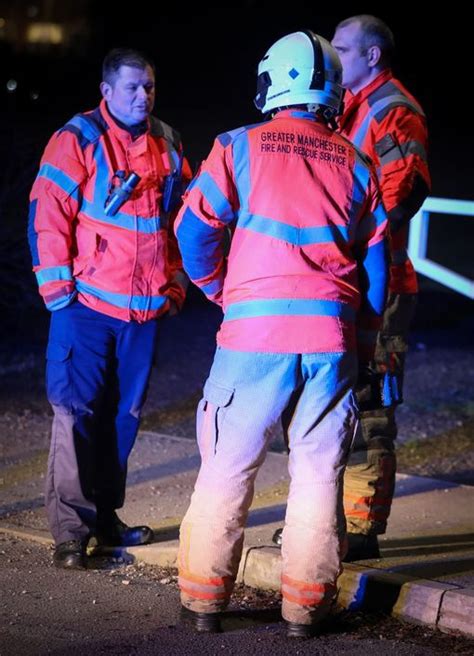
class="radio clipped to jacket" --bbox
[104,171,141,217]
[161,153,184,214]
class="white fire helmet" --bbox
[254,30,343,117]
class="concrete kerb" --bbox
[132,540,474,638]
[2,524,473,638]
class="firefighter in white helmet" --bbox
[175,30,388,637]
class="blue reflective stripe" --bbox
[81,141,163,233]
[185,173,200,194]
[93,141,112,205]
[169,148,180,169]
[237,211,349,245]
[352,115,372,149]
[67,115,102,144]
[200,278,223,295]
[284,110,316,120]
[356,202,387,243]
[373,203,387,226]
[47,291,77,311]
[36,265,73,286]
[224,299,355,321]
[176,207,223,280]
[232,132,251,210]
[28,199,39,266]
[76,280,168,311]
[372,95,424,121]
[194,172,235,224]
[37,164,80,200]
[360,239,388,315]
[217,132,232,148]
[80,199,163,233]
[353,95,421,148]
[348,152,371,235]
[218,123,261,148]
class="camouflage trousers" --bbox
[344,292,417,535]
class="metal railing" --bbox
[408,197,474,299]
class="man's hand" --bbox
[167,299,179,316]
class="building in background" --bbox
[0,0,92,55]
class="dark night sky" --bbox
[1,3,471,309]
[92,5,471,199]
[4,4,471,199]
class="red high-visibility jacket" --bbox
[28,100,191,322]
[176,109,389,360]
[338,70,431,294]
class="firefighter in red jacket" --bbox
[28,48,191,569]
[175,30,388,637]
[330,15,430,559]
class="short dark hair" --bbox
[102,48,155,85]
[336,15,395,66]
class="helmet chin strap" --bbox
[307,104,338,130]
[266,104,338,129]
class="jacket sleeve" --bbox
[28,129,86,311]
[373,107,430,232]
[354,167,389,362]
[174,136,237,306]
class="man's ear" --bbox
[100,81,112,101]
[367,45,382,68]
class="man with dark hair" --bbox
[102,48,155,85]
[330,15,431,560]
[336,14,395,67]
[28,47,191,569]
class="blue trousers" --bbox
[44,301,158,544]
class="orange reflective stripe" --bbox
[344,508,387,521]
[178,567,234,603]
[281,574,327,593]
[179,567,231,587]
[281,576,336,606]
[344,493,392,506]
[282,590,324,606]
[282,581,336,607]
[180,584,229,601]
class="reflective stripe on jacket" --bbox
[338,70,431,294]
[175,109,388,359]
[28,99,191,322]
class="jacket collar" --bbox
[341,69,393,120]
[272,108,324,122]
[99,99,150,142]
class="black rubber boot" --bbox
[286,621,318,639]
[95,511,154,547]
[344,533,380,562]
[180,606,222,633]
[272,527,283,546]
[53,540,87,570]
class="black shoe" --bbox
[343,533,380,562]
[53,540,87,570]
[96,512,154,547]
[286,621,317,639]
[272,527,283,546]
[180,606,222,633]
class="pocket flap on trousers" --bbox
[203,379,234,407]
